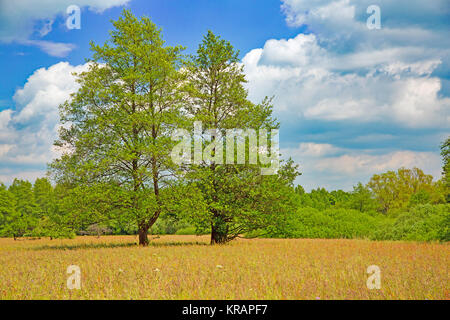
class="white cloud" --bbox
[20,40,77,58]
[282,0,356,33]
[0,0,130,56]
[0,169,47,186]
[0,110,14,141]
[283,143,443,190]
[13,62,88,125]
[313,151,441,176]
[258,34,326,67]
[281,0,450,49]
[0,62,90,184]
[243,33,450,128]
[38,19,54,37]
[243,2,449,190]
[294,142,340,157]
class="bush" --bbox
[267,207,384,239]
[175,226,197,235]
[380,204,449,241]
[266,204,449,242]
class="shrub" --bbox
[268,207,385,240]
[175,226,197,235]
[381,204,449,241]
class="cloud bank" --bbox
[0,0,130,56]
[0,62,89,184]
[242,0,449,189]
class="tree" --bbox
[349,183,376,212]
[367,167,442,214]
[302,188,335,210]
[182,31,298,243]
[7,179,38,238]
[295,185,305,196]
[34,178,54,217]
[50,10,185,246]
[31,182,77,239]
[0,184,16,237]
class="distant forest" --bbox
[1,142,448,242]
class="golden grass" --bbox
[0,235,448,300]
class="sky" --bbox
[0,0,449,191]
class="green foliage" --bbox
[0,184,14,223]
[264,203,449,242]
[34,178,54,216]
[271,207,384,239]
[379,204,449,241]
[179,30,298,244]
[6,179,39,237]
[175,226,197,235]
[349,183,377,212]
[0,184,17,237]
[298,188,337,210]
[368,167,443,214]
[49,10,187,245]
[261,168,448,242]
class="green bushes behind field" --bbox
[267,204,449,242]
[377,204,449,241]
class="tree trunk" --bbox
[138,226,149,246]
[210,226,227,244]
[210,216,228,245]
[211,225,221,244]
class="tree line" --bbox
[0,10,448,244]
[1,159,448,242]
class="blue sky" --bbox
[0,0,449,190]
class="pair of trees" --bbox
[50,10,299,246]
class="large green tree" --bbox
[350,183,377,212]
[33,178,54,217]
[50,10,185,246]
[367,167,444,214]
[182,31,299,243]
[0,184,17,237]
[7,179,38,238]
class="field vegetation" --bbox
[0,235,448,300]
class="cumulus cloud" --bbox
[243,33,450,128]
[0,62,90,184]
[281,0,450,50]
[0,0,130,56]
[283,143,443,191]
[21,40,77,58]
[241,0,449,189]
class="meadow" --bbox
[0,235,448,300]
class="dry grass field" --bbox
[0,235,448,300]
